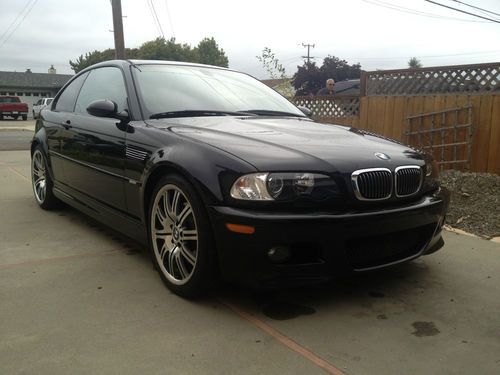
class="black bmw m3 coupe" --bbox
[31,60,449,297]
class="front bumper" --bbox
[208,188,450,287]
[0,111,28,115]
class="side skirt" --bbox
[53,186,148,246]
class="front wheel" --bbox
[149,175,217,298]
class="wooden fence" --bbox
[292,94,499,174]
[291,62,500,174]
[361,62,500,95]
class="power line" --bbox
[360,0,488,22]
[164,0,175,38]
[425,0,500,23]
[0,0,38,50]
[450,0,500,18]
[146,0,164,38]
[313,49,500,62]
[0,0,33,44]
[149,0,165,38]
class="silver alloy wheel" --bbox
[151,184,198,285]
[32,149,47,204]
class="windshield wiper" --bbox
[150,110,253,119]
[241,109,305,118]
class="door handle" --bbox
[62,120,72,129]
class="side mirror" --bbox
[87,99,129,121]
[297,106,312,118]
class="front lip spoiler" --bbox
[209,193,446,222]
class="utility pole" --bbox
[111,0,125,59]
[301,43,315,64]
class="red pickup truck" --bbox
[0,96,29,120]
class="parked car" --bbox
[31,60,449,298]
[0,96,28,120]
[32,97,54,119]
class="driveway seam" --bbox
[219,298,346,375]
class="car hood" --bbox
[146,116,425,172]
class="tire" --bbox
[13,115,18,120]
[148,174,217,298]
[22,115,27,121]
[31,146,60,210]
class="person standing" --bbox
[317,79,335,96]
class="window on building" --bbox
[25,93,31,96]
[17,92,23,96]
[8,92,15,95]
[0,92,6,95]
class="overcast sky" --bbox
[0,0,499,78]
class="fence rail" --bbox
[293,96,360,117]
[290,94,499,174]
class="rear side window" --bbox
[74,67,128,115]
[55,72,88,112]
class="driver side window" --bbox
[74,67,128,116]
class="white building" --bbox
[0,66,73,118]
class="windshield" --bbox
[0,97,21,103]
[133,64,304,119]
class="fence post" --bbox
[360,70,367,97]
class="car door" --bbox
[43,72,89,185]
[59,66,129,212]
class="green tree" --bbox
[320,56,361,82]
[292,56,362,96]
[69,37,228,73]
[69,48,138,73]
[408,57,423,69]
[292,62,323,96]
[138,37,194,61]
[193,37,228,67]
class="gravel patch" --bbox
[440,170,500,239]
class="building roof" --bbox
[0,71,73,89]
[261,78,290,88]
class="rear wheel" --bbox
[22,115,27,121]
[149,175,217,298]
[31,147,60,209]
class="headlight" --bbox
[230,173,273,200]
[425,159,439,179]
[230,172,338,201]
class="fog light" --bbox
[267,246,291,263]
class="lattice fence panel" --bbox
[366,63,500,95]
[292,96,360,118]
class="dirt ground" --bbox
[440,170,500,239]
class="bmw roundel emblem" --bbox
[375,152,391,160]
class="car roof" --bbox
[80,59,236,76]
[128,59,228,70]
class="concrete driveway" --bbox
[1,150,499,375]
